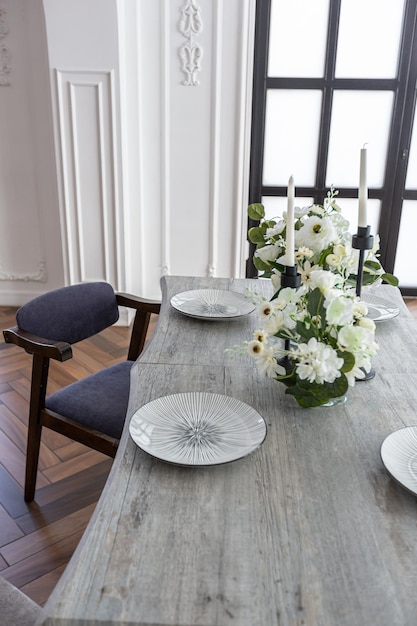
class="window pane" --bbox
[394,201,417,287]
[336,0,405,78]
[327,91,394,188]
[333,197,381,237]
[406,112,417,188]
[263,90,322,186]
[268,0,330,78]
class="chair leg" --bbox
[24,354,49,502]
[24,422,42,502]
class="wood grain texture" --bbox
[36,278,417,626]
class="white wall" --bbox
[0,0,64,305]
[0,0,256,304]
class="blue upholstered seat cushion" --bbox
[45,361,133,439]
[16,282,119,345]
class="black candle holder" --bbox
[352,224,375,381]
[280,264,301,289]
[352,225,374,298]
[278,265,301,371]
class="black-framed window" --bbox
[248,0,417,296]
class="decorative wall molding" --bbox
[0,7,11,85]
[55,69,121,286]
[178,0,203,86]
[161,0,171,278]
[207,0,223,278]
[0,259,46,282]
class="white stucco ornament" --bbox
[178,0,203,86]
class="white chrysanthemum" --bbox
[293,337,343,384]
[263,309,285,335]
[255,344,283,378]
[247,340,264,357]
[295,215,338,253]
[253,329,268,343]
[258,301,273,317]
[299,260,320,285]
[295,246,314,260]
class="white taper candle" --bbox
[358,147,368,228]
[286,175,295,266]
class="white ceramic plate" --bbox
[170,289,255,320]
[362,294,400,321]
[129,392,267,466]
[380,426,417,495]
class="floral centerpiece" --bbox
[248,187,398,291]
[238,268,379,407]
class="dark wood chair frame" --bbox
[3,292,160,502]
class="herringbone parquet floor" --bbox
[0,300,415,607]
[0,305,157,606]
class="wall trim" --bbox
[0,259,46,282]
[55,69,121,287]
[161,0,171,277]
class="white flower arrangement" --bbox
[248,187,398,290]
[239,269,379,407]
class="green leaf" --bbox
[248,226,267,244]
[381,272,399,286]
[295,320,316,341]
[306,287,326,319]
[248,203,265,221]
[283,374,348,407]
[253,256,271,272]
[339,350,355,374]
[318,245,333,266]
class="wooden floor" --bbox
[0,306,157,606]
[0,299,416,607]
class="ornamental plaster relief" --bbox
[178,0,203,86]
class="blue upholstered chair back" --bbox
[16,282,119,345]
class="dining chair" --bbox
[3,281,160,502]
[0,576,40,626]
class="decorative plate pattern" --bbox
[380,426,417,495]
[129,392,267,466]
[170,289,255,320]
[362,293,399,321]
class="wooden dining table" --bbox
[37,275,417,626]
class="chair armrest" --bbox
[3,327,73,361]
[116,292,161,314]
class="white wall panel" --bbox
[55,70,121,285]
[118,0,256,299]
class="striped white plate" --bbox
[380,426,417,495]
[129,392,267,466]
[362,294,399,321]
[170,289,255,320]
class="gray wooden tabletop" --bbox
[37,276,417,626]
